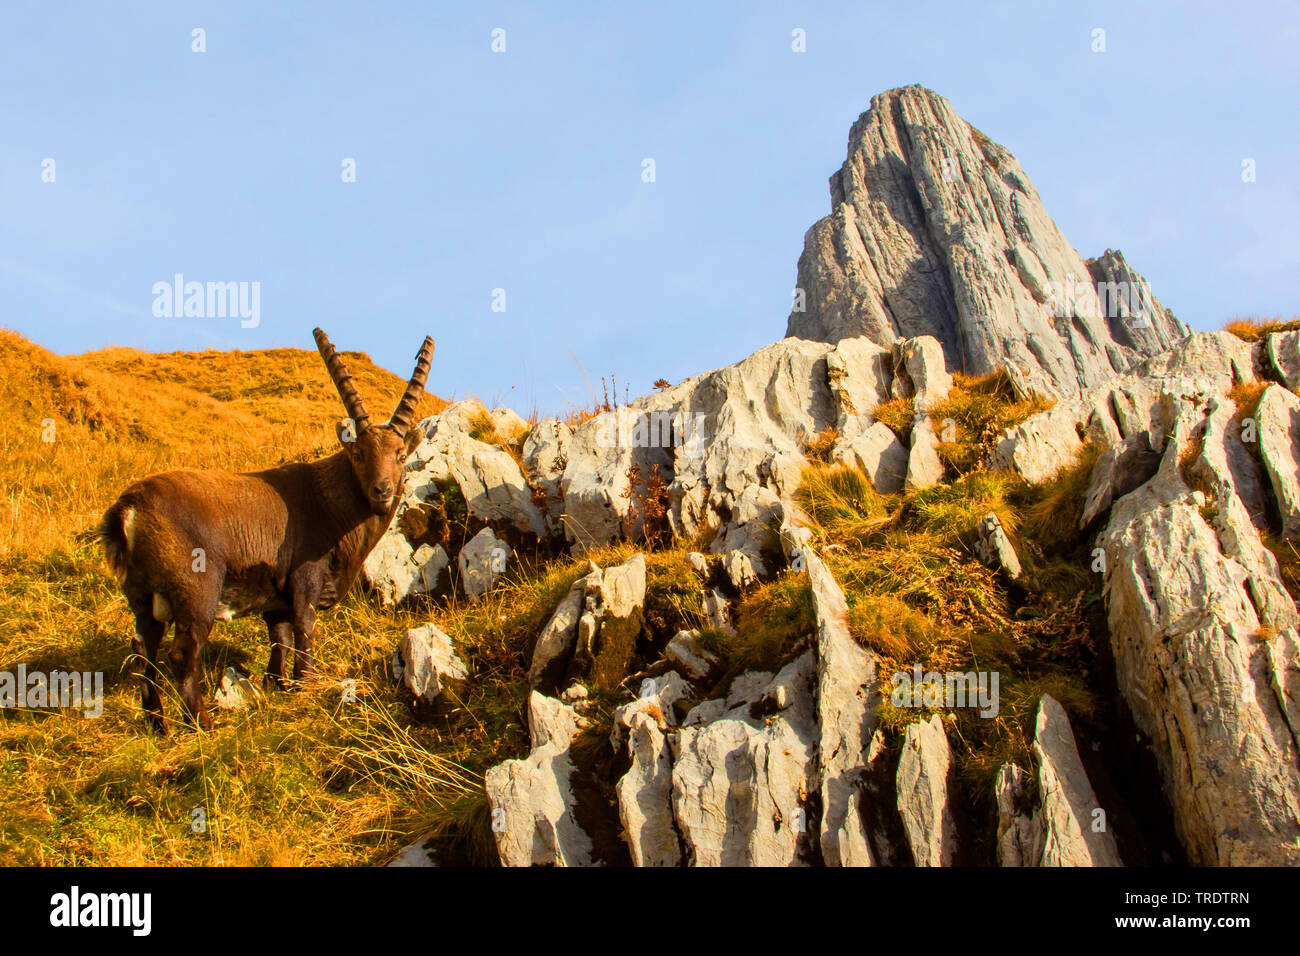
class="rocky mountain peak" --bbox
[787,85,1188,398]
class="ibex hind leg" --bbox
[168,611,216,732]
[263,610,292,691]
[128,592,169,735]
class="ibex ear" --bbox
[403,428,422,455]
[336,418,360,451]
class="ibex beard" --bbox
[98,328,434,733]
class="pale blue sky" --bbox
[2,1,1296,415]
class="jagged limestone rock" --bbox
[670,654,818,866]
[522,418,572,535]
[895,715,956,866]
[722,549,757,590]
[1080,432,1161,528]
[1188,396,1270,531]
[905,415,944,490]
[976,512,1021,578]
[802,543,880,867]
[485,692,592,867]
[994,330,1254,483]
[528,577,586,692]
[663,629,722,683]
[1255,384,1300,539]
[458,526,510,600]
[568,554,647,690]
[1264,330,1300,390]
[1102,400,1300,865]
[611,671,690,749]
[558,336,891,564]
[893,336,953,411]
[1034,695,1122,867]
[994,764,1043,867]
[363,536,449,606]
[617,712,680,867]
[365,400,541,603]
[392,623,467,705]
[833,421,908,494]
[787,85,1186,400]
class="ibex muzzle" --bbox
[99,329,434,732]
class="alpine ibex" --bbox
[99,329,434,732]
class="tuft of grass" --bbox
[466,406,499,445]
[1223,316,1300,343]
[1228,380,1269,421]
[871,395,915,442]
[928,372,1054,477]
[803,427,839,464]
[899,471,1021,548]
[1017,442,1103,547]
[796,462,890,540]
[717,575,815,683]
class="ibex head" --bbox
[313,328,435,515]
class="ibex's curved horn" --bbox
[388,336,435,435]
[312,328,371,432]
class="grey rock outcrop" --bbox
[558,336,892,564]
[392,623,467,705]
[663,629,722,683]
[994,330,1254,483]
[786,85,1187,399]
[484,692,593,867]
[1264,329,1300,390]
[612,671,690,749]
[892,336,953,411]
[895,715,956,866]
[528,554,649,693]
[803,543,881,866]
[975,512,1021,578]
[617,712,680,867]
[833,421,908,494]
[528,577,587,692]
[1254,384,1300,539]
[994,764,1043,867]
[1101,396,1300,865]
[992,697,1118,867]
[458,527,510,600]
[522,418,572,535]
[905,415,944,490]
[364,399,541,604]
[670,653,819,866]
[1034,695,1122,867]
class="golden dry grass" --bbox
[1223,316,1300,343]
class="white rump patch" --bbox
[122,506,137,551]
